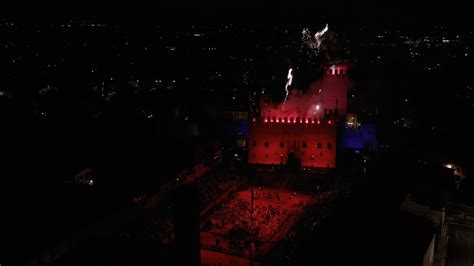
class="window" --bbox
[311,155,315,160]
[327,143,332,149]
[264,141,269,147]
[320,152,323,157]
[252,141,257,147]
[265,154,268,158]
[317,143,322,149]
[252,154,256,158]
[280,142,285,147]
[302,141,307,148]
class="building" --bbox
[248,61,351,169]
[308,62,351,116]
[248,116,337,168]
[222,110,249,149]
[339,120,377,152]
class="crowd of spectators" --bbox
[268,189,338,264]
[198,174,242,210]
[202,189,311,256]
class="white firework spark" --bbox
[302,24,329,50]
[302,28,317,49]
[315,24,329,48]
[284,68,293,102]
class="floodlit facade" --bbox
[248,62,351,168]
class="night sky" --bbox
[1,5,473,266]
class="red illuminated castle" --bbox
[248,62,350,168]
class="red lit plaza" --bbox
[200,187,335,265]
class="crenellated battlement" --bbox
[324,64,349,76]
[251,115,335,126]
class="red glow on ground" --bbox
[200,187,337,265]
[201,249,258,266]
[200,188,315,260]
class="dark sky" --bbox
[3,1,471,27]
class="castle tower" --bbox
[309,62,351,118]
[247,62,351,170]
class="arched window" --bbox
[280,142,285,147]
[327,143,332,149]
[317,143,322,149]
[252,141,257,147]
[302,141,307,148]
[264,141,269,147]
